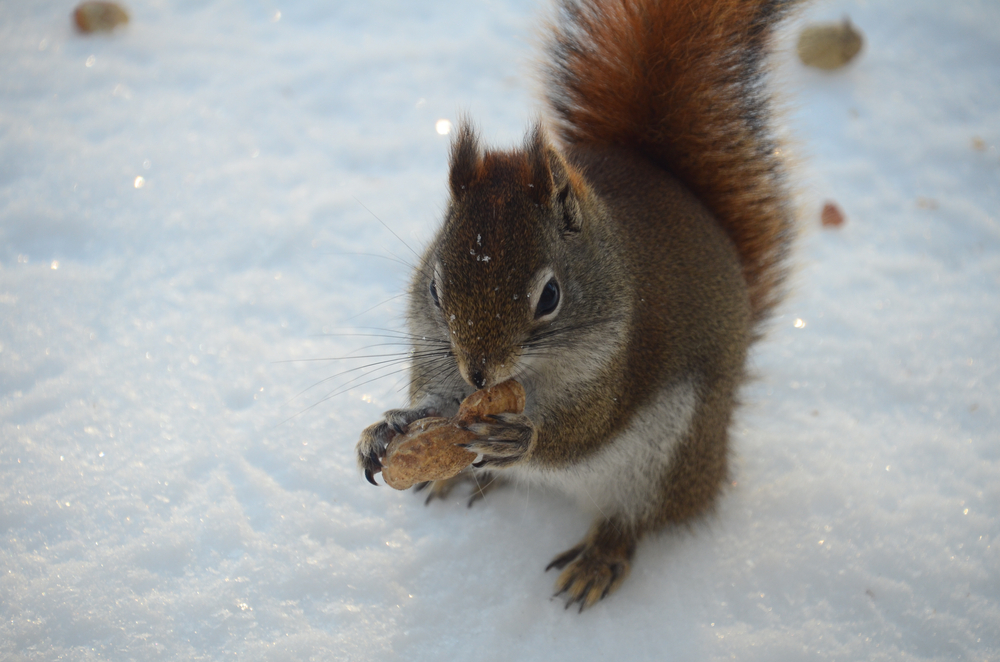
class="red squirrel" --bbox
[357,0,796,610]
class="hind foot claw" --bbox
[547,518,637,612]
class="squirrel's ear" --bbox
[524,126,582,236]
[525,124,554,204]
[449,121,481,198]
[546,145,584,236]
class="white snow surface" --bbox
[1,0,998,659]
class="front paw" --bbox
[356,407,437,485]
[460,412,535,469]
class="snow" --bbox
[1,0,997,659]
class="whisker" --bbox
[275,348,446,364]
[285,357,414,405]
[316,328,450,344]
[273,363,413,428]
[341,293,409,324]
[282,347,452,406]
[407,356,460,393]
[313,251,415,270]
[353,196,422,263]
[470,470,487,506]
[302,365,416,415]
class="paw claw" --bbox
[547,523,635,612]
[357,406,437,484]
[459,412,535,468]
[546,543,584,572]
[360,447,383,486]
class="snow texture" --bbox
[1,0,997,659]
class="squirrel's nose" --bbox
[470,370,486,389]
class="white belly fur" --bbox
[505,380,698,524]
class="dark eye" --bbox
[535,278,560,319]
[429,279,440,307]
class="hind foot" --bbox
[547,518,637,612]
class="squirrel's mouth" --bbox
[454,349,521,390]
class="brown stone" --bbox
[797,20,863,71]
[74,2,129,34]
[821,201,845,228]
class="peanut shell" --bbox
[380,379,526,490]
[456,379,527,424]
[381,418,475,490]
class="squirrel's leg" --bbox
[545,383,735,610]
[547,517,638,612]
[356,406,440,485]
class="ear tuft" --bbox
[524,124,554,204]
[549,149,583,235]
[449,120,482,197]
[556,183,582,235]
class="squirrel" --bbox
[357,0,796,610]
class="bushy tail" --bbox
[544,0,796,320]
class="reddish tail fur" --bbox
[544,0,795,320]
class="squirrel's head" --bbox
[417,121,598,390]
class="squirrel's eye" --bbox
[429,280,440,307]
[535,278,560,319]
